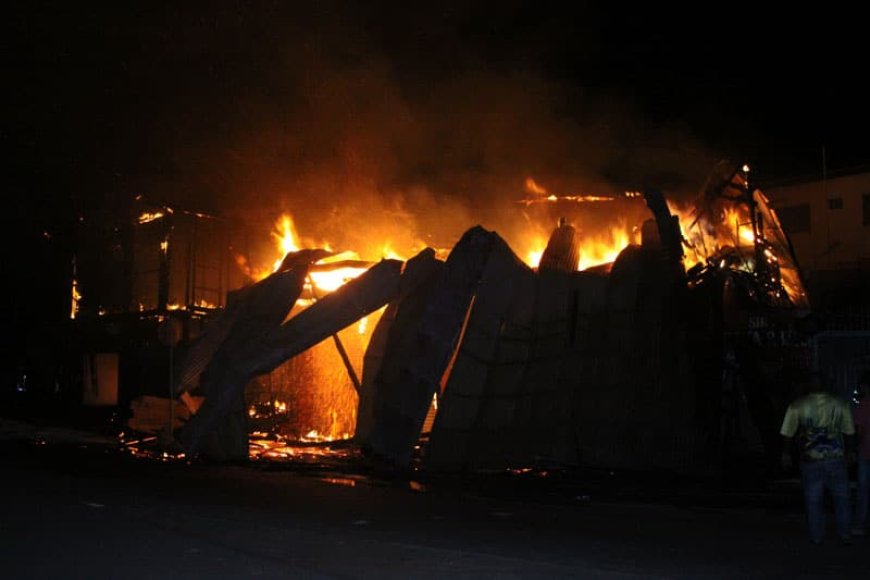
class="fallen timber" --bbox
[176,265,309,458]
[176,251,432,457]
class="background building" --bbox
[765,167,870,398]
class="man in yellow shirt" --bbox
[780,374,855,545]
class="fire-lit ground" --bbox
[1,419,866,579]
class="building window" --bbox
[828,197,843,210]
[864,194,870,226]
[776,203,811,234]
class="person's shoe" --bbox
[839,535,852,546]
[810,538,823,545]
[851,527,865,537]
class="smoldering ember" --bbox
[59,164,807,468]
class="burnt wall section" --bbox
[426,260,609,469]
[362,231,493,465]
[425,234,536,468]
[425,239,701,472]
[358,254,445,459]
[573,245,699,471]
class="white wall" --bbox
[766,172,870,271]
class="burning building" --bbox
[126,162,812,474]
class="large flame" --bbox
[273,214,302,257]
[522,224,635,271]
[517,177,640,270]
[668,193,806,305]
[667,201,755,271]
[577,225,634,270]
[518,227,550,268]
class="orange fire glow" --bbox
[523,236,548,268]
[248,433,354,461]
[520,176,616,206]
[668,200,756,271]
[70,277,81,320]
[577,225,634,270]
[273,213,301,256]
[666,192,805,306]
[519,222,636,271]
[525,177,548,196]
[722,206,756,245]
[252,302,380,443]
[256,214,395,293]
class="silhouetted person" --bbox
[780,373,855,544]
[853,376,870,537]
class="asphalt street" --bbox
[0,420,866,579]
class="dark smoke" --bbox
[13,2,721,259]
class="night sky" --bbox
[3,2,868,349]
[8,3,869,211]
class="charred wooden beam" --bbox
[177,266,309,457]
[175,266,310,395]
[255,259,404,377]
[643,188,684,269]
[277,248,333,272]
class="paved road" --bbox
[0,421,865,579]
